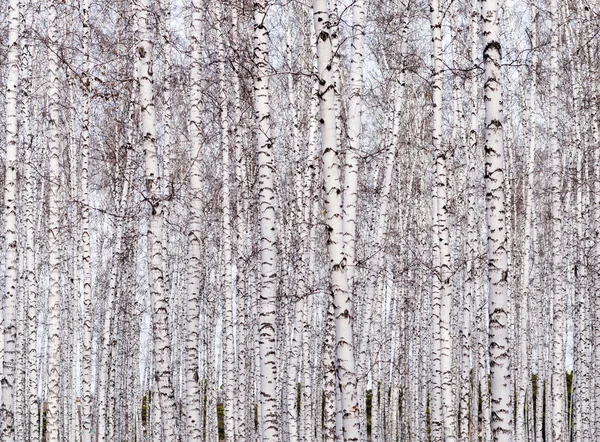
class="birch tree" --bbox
[549,1,566,440]
[137,0,178,438]
[215,1,236,439]
[313,0,360,439]
[0,1,597,441]
[343,0,364,295]
[429,0,456,438]
[516,5,537,440]
[481,0,512,439]
[46,1,64,439]
[80,0,93,439]
[19,2,38,439]
[184,0,204,439]
[254,1,279,440]
[1,0,21,437]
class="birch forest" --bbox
[1,0,600,440]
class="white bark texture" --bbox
[481,0,512,440]
[595,106,600,442]
[80,0,93,440]
[254,1,279,440]
[285,10,301,441]
[185,0,204,439]
[216,2,236,438]
[430,1,456,439]
[137,0,178,438]
[1,0,20,438]
[465,4,479,441]
[343,0,364,294]
[313,0,360,440]
[20,5,38,440]
[517,6,536,441]
[550,1,566,441]
[46,1,63,440]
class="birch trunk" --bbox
[185,0,204,439]
[465,4,479,441]
[429,1,455,439]
[137,0,178,438]
[1,0,21,438]
[594,111,600,442]
[430,183,443,441]
[302,73,320,442]
[254,1,279,439]
[518,7,537,441]
[20,5,38,439]
[431,1,456,438]
[313,0,360,439]
[216,3,236,438]
[481,0,512,439]
[285,11,301,440]
[46,1,63,439]
[549,1,566,440]
[80,0,93,439]
[231,4,251,440]
[343,0,364,294]
[97,154,132,441]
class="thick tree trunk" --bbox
[481,0,512,440]
[313,1,360,440]
[254,1,279,440]
[137,0,178,438]
[1,1,21,439]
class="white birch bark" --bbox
[230,4,251,440]
[137,0,177,438]
[185,0,204,439]
[429,0,456,438]
[14,250,25,442]
[594,106,600,442]
[434,3,456,440]
[301,69,320,442]
[215,3,236,438]
[206,298,218,442]
[481,0,512,439]
[431,184,443,442]
[343,0,364,294]
[254,1,279,439]
[465,5,479,442]
[518,8,537,441]
[1,1,21,438]
[534,92,544,442]
[284,10,301,441]
[368,77,403,442]
[46,1,63,439]
[549,2,566,440]
[322,297,336,442]
[66,88,78,442]
[97,159,133,441]
[80,0,93,439]
[313,0,360,439]
[20,6,38,440]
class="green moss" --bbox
[217,404,224,440]
[366,389,372,436]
